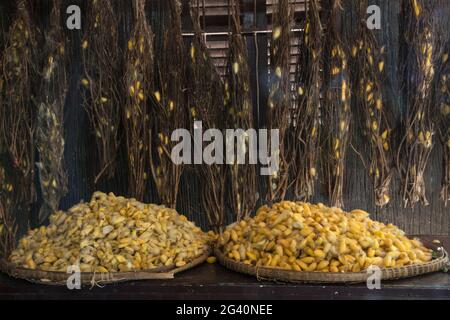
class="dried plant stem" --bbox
[81,0,121,183]
[436,46,449,205]
[188,0,227,230]
[398,0,439,207]
[292,0,322,201]
[149,0,185,208]
[264,0,293,203]
[0,163,17,258]
[35,0,67,223]
[123,0,153,201]
[322,0,351,208]
[0,0,36,205]
[351,0,393,207]
[226,0,257,220]
[0,70,17,258]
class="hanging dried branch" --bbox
[0,65,17,258]
[0,163,17,258]
[0,0,36,205]
[351,0,394,207]
[292,0,322,201]
[398,0,439,207]
[150,0,186,208]
[226,0,257,221]
[322,0,351,208]
[188,1,227,230]
[264,0,293,203]
[436,44,449,205]
[123,0,153,201]
[81,0,121,183]
[35,0,67,223]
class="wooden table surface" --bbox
[0,236,449,300]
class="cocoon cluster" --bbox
[219,201,432,272]
[10,192,211,273]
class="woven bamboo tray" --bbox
[215,242,448,284]
[0,249,210,286]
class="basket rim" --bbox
[214,242,449,284]
[0,248,211,286]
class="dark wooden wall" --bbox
[0,0,449,237]
[337,0,450,235]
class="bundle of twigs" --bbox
[264,0,293,203]
[351,0,393,207]
[35,0,67,223]
[398,0,439,207]
[81,0,121,183]
[188,1,227,230]
[0,163,17,258]
[226,0,257,220]
[123,0,154,201]
[149,0,186,208]
[0,68,17,258]
[292,0,322,201]
[436,44,449,205]
[322,0,351,208]
[0,0,36,206]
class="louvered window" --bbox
[182,0,311,80]
[180,0,318,127]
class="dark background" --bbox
[0,0,449,237]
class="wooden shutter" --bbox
[184,0,315,81]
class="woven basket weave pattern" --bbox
[214,245,448,284]
[0,249,211,286]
